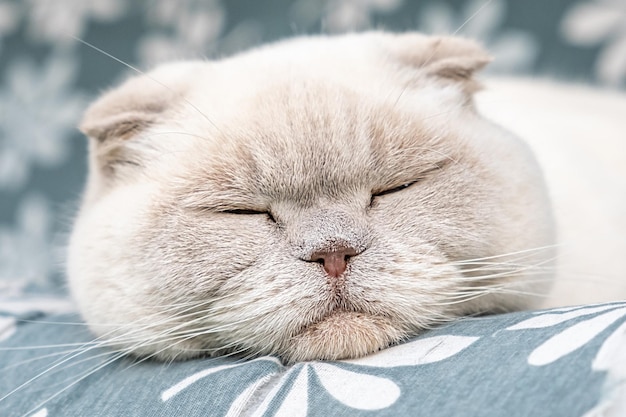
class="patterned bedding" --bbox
[1,299,624,416]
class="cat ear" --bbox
[80,74,179,143]
[80,63,195,177]
[387,33,492,93]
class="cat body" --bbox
[67,32,624,363]
[476,79,626,307]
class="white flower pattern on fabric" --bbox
[23,0,127,44]
[506,303,626,417]
[507,304,625,330]
[289,0,403,33]
[561,0,626,86]
[344,335,480,367]
[527,308,626,366]
[0,52,86,189]
[162,335,479,414]
[137,0,225,66]
[324,0,404,32]
[0,194,57,287]
[506,302,626,366]
[225,373,279,417]
[273,366,309,417]
[592,320,626,371]
[28,408,47,417]
[0,316,16,342]
[161,357,282,401]
[314,363,400,409]
[0,0,21,54]
[582,319,626,417]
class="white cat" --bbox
[67,32,626,363]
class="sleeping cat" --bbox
[67,31,626,364]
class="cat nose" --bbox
[310,246,359,278]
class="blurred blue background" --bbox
[1,0,625,294]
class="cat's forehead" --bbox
[176,82,457,208]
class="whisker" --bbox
[0,343,121,374]
[71,36,224,135]
[451,0,493,36]
[452,244,560,264]
[20,351,127,417]
[0,341,105,351]
[416,0,493,76]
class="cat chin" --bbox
[279,311,406,364]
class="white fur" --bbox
[67,32,624,363]
[476,79,626,306]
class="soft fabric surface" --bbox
[1,300,625,417]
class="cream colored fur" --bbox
[476,79,626,307]
[67,32,624,363]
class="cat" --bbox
[67,31,625,364]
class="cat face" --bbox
[68,32,555,363]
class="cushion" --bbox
[1,298,624,416]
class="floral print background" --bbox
[1,302,625,416]
[1,0,625,294]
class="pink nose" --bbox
[311,247,358,278]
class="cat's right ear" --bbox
[79,63,195,177]
[384,33,492,95]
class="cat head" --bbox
[68,32,554,363]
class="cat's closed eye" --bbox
[222,209,277,223]
[369,180,418,208]
[372,181,418,198]
[370,163,446,206]
[223,209,266,215]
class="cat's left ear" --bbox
[80,73,179,143]
[79,62,200,181]
[387,33,492,93]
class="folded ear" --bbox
[80,62,196,177]
[80,62,197,142]
[385,33,492,93]
[80,86,170,144]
